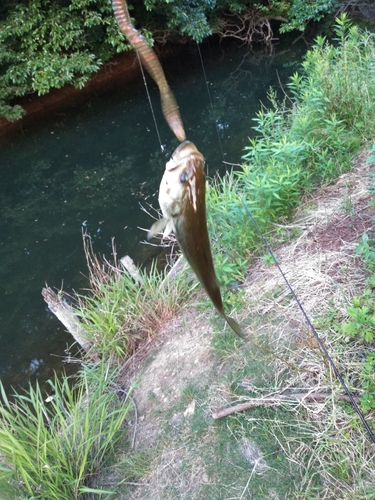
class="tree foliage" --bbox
[0,0,129,121]
[0,0,341,121]
[144,0,217,41]
[279,0,340,32]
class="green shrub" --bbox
[242,14,375,198]
[204,15,375,317]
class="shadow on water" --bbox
[0,36,308,394]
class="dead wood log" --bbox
[160,254,185,290]
[120,255,143,284]
[42,286,92,354]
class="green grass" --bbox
[74,241,196,360]
[0,362,133,499]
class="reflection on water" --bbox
[0,38,307,393]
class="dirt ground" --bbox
[121,306,215,449]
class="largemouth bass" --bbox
[149,141,244,338]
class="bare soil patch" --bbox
[122,306,215,449]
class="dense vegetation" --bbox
[0,0,343,121]
[1,13,375,499]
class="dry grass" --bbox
[245,155,373,323]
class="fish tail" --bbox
[225,315,245,338]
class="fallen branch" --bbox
[212,392,359,419]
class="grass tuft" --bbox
[73,235,197,360]
[0,362,132,499]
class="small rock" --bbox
[183,399,196,417]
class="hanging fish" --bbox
[111,0,186,142]
[149,141,244,338]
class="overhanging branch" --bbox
[218,10,287,45]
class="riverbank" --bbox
[0,45,174,138]
[97,147,375,498]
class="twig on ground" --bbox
[212,392,359,419]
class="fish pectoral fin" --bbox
[148,218,174,240]
[148,218,168,240]
[163,220,175,238]
[225,315,246,339]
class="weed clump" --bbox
[73,235,196,360]
[0,362,132,499]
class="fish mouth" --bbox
[166,141,204,172]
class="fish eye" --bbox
[180,171,189,183]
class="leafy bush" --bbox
[339,232,375,413]
[204,15,375,314]
[280,0,340,32]
[0,0,130,120]
[343,290,375,343]
[242,14,375,192]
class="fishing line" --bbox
[118,0,164,152]
[197,43,225,160]
[198,44,375,444]
[121,0,164,150]
[136,51,164,151]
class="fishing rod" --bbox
[239,194,375,444]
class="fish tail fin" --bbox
[225,315,245,339]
